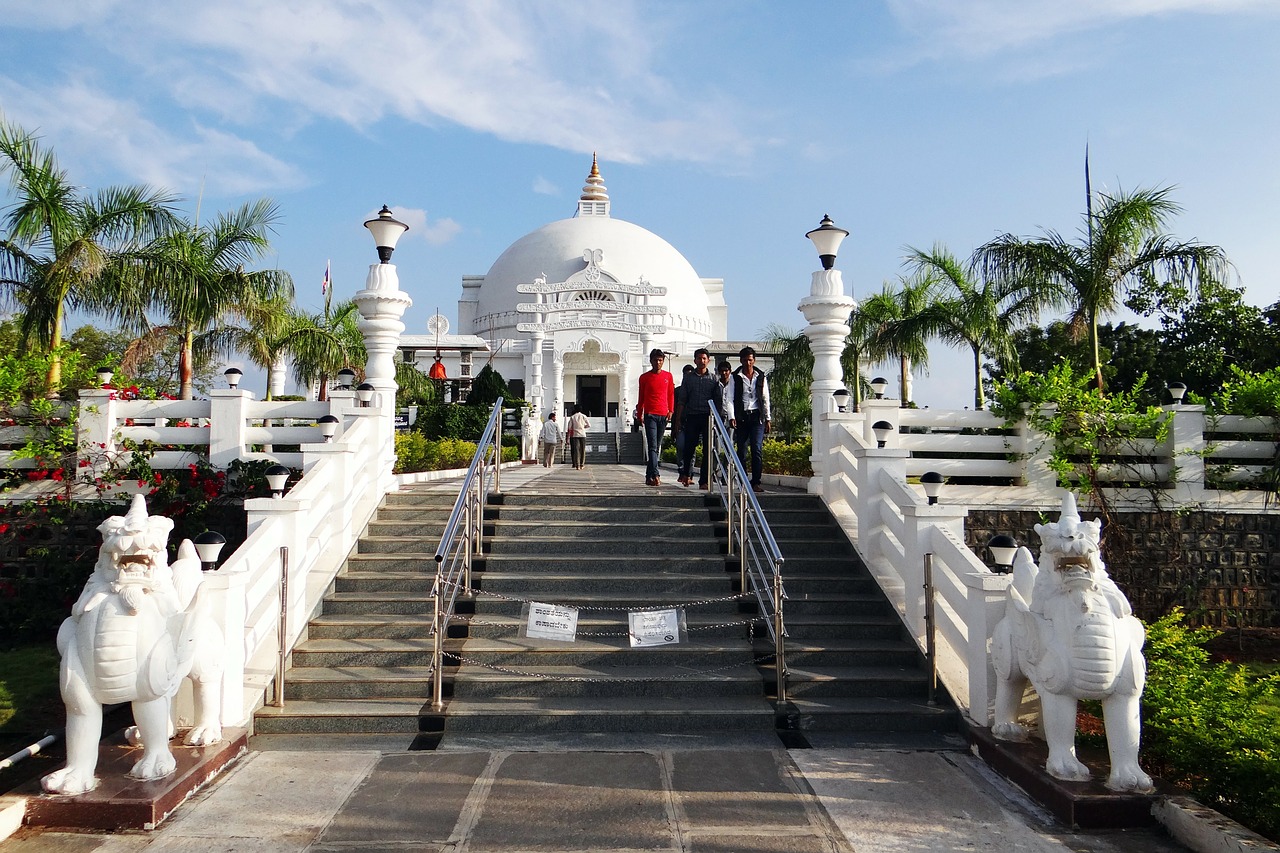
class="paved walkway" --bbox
[1,462,1196,852]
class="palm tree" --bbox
[197,296,331,400]
[907,244,1055,409]
[856,277,937,405]
[134,200,293,398]
[289,299,364,400]
[0,117,177,390]
[976,185,1229,392]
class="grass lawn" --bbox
[0,645,61,735]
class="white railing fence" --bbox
[812,399,1278,727]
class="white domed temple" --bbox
[400,157,756,425]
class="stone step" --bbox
[760,665,929,698]
[448,665,765,699]
[495,493,709,509]
[447,637,757,668]
[335,572,435,593]
[479,554,726,573]
[488,507,710,525]
[284,666,436,700]
[772,594,895,616]
[437,696,775,734]
[485,521,714,539]
[254,699,441,735]
[307,614,435,640]
[782,696,957,733]
[471,571,732,596]
[365,519,451,537]
[482,535,719,556]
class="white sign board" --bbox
[628,609,682,648]
[525,602,579,642]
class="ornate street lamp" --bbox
[805,214,849,271]
[363,205,410,263]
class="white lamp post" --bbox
[987,534,1018,573]
[872,420,894,448]
[870,376,888,399]
[335,368,356,390]
[265,464,290,498]
[832,388,850,413]
[920,470,944,504]
[799,215,857,492]
[224,367,242,389]
[1167,381,1187,405]
[317,414,340,442]
[193,531,227,571]
[364,205,410,263]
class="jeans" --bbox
[734,410,765,486]
[643,414,668,480]
[680,413,710,485]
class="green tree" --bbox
[760,324,817,440]
[906,244,1054,409]
[976,185,1229,393]
[288,299,364,400]
[856,277,935,406]
[133,200,293,399]
[0,117,177,391]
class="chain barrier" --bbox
[444,612,767,636]
[441,651,779,683]
[440,581,754,612]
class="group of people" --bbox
[635,346,770,492]
[538,406,591,469]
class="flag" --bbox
[322,260,330,294]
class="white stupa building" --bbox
[401,157,747,427]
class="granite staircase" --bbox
[723,492,959,742]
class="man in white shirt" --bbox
[725,346,771,493]
[539,413,563,468]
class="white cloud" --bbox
[2,1,754,168]
[0,74,305,197]
[532,176,559,196]
[379,207,462,247]
[884,0,1277,61]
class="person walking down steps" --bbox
[567,406,591,469]
[636,348,675,486]
[540,413,563,468]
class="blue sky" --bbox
[1,0,1277,407]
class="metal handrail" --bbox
[430,398,504,710]
[705,408,788,702]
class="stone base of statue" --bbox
[966,722,1162,829]
[20,727,246,831]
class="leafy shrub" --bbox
[395,434,517,473]
[763,438,812,476]
[413,403,492,441]
[1141,610,1280,840]
[1213,365,1280,418]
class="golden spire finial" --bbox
[580,154,608,203]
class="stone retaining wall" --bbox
[966,509,1280,628]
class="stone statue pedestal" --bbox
[966,724,1160,829]
[20,728,247,831]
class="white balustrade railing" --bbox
[812,400,1278,727]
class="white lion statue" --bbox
[990,492,1154,793]
[41,495,224,795]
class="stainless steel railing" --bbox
[705,408,788,702]
[430,398,505,710]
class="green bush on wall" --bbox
[657,437,812,477]
[395,434,518,473]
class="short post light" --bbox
[987,534,1018,573]
[872,420,894,448]
[317,414,340,442]
[805,214,849,271]
[193,531,227,571]
[96,367,113,388]
[364,205,410,264]
[832,388,850,413]
[224,367,243,390]
[335,368,356,390]
[355,382,376,407]
[870,376,888,399]
[265,464,290,498]
[1167,381,1187,405]
[920,471,944,505]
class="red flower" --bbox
[0,523,9,535]
[153,472,163,483]
[50,468,64,481]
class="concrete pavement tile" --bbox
[670,750,809,828]
[149,751,379,851]
[689,833,841,853]
[467,751,670,851]
[0,832,147,852]
[317,751,490,845]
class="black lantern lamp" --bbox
[1167,381,1187,405]
[96,367,113,387]
[364,205,410,263]
[224,367,243,389]
[832,388,850,413]
[920,471,944,505]
[193,531,227,571]
[805,214,849,271]
[870,376,888,399]
[872,420,893,448]
[987,534,1018,573]
[335,368,356,390]
[356,382,376,407]
[265,464,290,498]
[317,414,340,442]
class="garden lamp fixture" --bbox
[832,388,850,413]
[356,382,376,407]
[872,420,893,448]
[870,377,888,399]
[224,367,243,389]
[96,367,113,388]
[920,471,944,505]
[317,414,340,442]
[987,534,1018,573]
[335,368,356,390]
[265,464,290,498]
[805,214,849,270]
[193,530,227,571]
[364,205,410,263]
[1167,381,1187,405]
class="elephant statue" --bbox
[990,492,1154,793]
[41,495,224,795]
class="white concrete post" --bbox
[851,445,907,562]
[902,504,968,646]
[76,389,117,474]
[1016,404,1060,492]
[1165,404,1208,500]
[208,389,254,468]
[551,352,565,418]
[355,262,412,492]
[860,398,902,449]
[799,267,856,494]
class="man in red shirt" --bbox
[636,348,675,486]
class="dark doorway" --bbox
[576,375,606,418]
